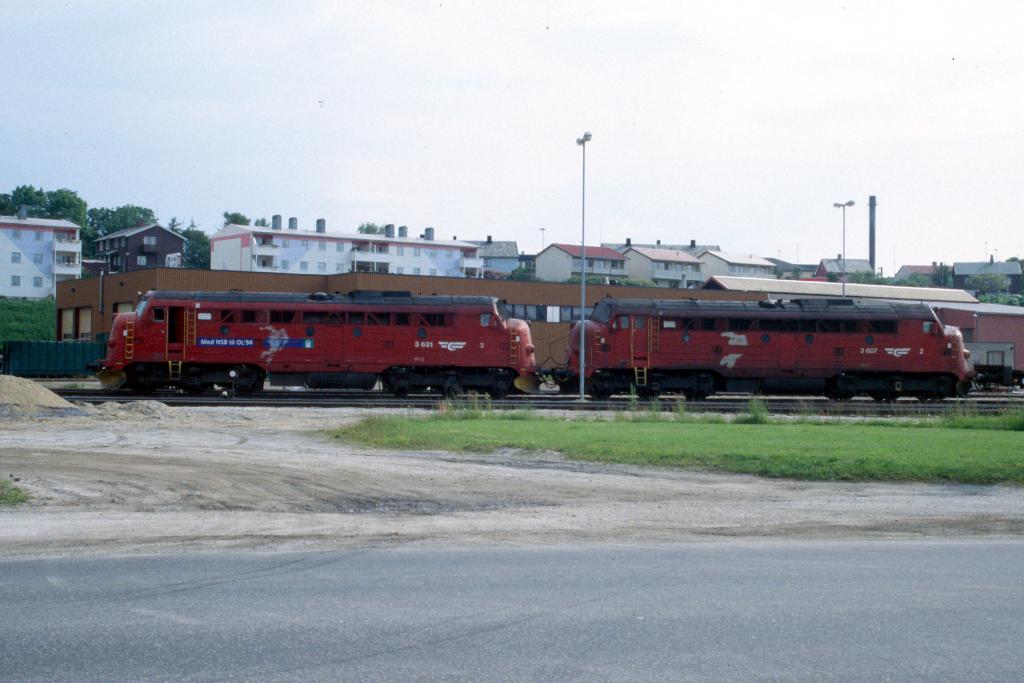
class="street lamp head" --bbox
[833,200,855,208]
[576,131,592,145]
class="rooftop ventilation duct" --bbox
[17,205,28,220]
[384,224,395,238]
[271,215,282,230]
[288,217,298,230]
[398,225,407,237]
[316,218,326,233]
[423,227,435,241]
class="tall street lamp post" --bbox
[576,131,592,401]
[833,200,855,297]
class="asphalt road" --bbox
[2,541,1022,682]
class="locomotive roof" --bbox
[595,297,936,321]
[145,290,500,308]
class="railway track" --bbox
[54,388,1024,416]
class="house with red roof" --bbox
[534,243,626,282]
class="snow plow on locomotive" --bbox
[561,297,972,401]
[96,290,537,397]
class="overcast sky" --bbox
[3,1,1022,271]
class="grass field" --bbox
[0,480,28,505]
[0,297,55,341]
[331,408,1024,485]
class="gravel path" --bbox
[2,405,1023,557]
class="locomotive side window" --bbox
[680,319,696,331]
[271,311,297,323]
[633,317,645,329]
[617,316,629,329]
[303,311,329,323]
[394,313,410,326]
[366,313,389,326]
[868,320,897,334]
[349,312,365,325]
[728,319,752,331]
[220,310,236,323]
[325,312,344,324]
[701,319,717,331]
[817,320,839,333]
[662,319,677,329]
[152,307,166,323]
[420,313,448,326]
[799,320,816,332]
[241,310,266,324]
[841,320,858,333]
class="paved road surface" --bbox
[2,541,1022,682]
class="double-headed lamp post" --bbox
[833,200,855,297]
[577,131,592,401]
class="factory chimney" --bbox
[869,195,877,272]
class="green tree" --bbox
[966,273,1010,294]
[847,271,890,285]
[357,222,384,234]
[223,211,250,226]
[43,189,88,229]
[177,220,211,269]
[900,273,934,288]
[931,263,952,288]
[10,185,48,213]
[507,266,538,281]
[253,217,269,227]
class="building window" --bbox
[11,252,21,263]
[413,267,421,275]
[34,231,43,241]
[10,275,20,287]
[318,241,326,251]
[33,253,43,264]
[281,259,289,270]
[395,266,404,274]
[144,235,157,245]
[413,247,421,257]
[11,229,21,239]
[336,263,344,272]
[282,239,289,248]
[336,242,344,251]
[428,249,436,258]
[429,268,437,276]
[300,261,308,272]
[317,261,326,272]
[33,276,43,288]
[446,250,454,258]
[301,240,309,249]
[137,255,148,266]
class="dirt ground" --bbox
[2,403,1024,557]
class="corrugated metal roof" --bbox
[546,243,625,260]
[0,215,80,229]
[699,250,775,267]
[953,261,1022,276]
[931,302,1024,316]
[625,247,702,264]
[703,275,979,303]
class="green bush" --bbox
[0,297,55,340]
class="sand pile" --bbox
[0,376,75,410]
[89,400,174,419]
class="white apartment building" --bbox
[210,220,485,278]
[622,246,705,288]
[534,243,627,282]
[698,250,775,278]
[0,213,81,298]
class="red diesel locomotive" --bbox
[566,297,972,400]
[97,290,537,396]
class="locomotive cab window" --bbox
[633,317,645,329]
[923,321,936,334]
[616,315,629,329]
[152,307,165,323]
[480,313,491,327]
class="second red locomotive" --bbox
[565,297,972,400]
[97,290,537,396]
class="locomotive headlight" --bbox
[229,370,237,378]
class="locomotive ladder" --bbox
[508,330,519,365]
[124,320,135,360]
[650,317,661,352]
[185,308,197,350]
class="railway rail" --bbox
[54,388,1024,416]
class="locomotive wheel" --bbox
[589,385,613,400]
[442,376,462,399]
[487,382,510,399]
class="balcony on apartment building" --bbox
[571,258,627,277]
[253,237,279,253]
[353,261,390,274]
[254,255,278,270]
[459,255,485,270]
